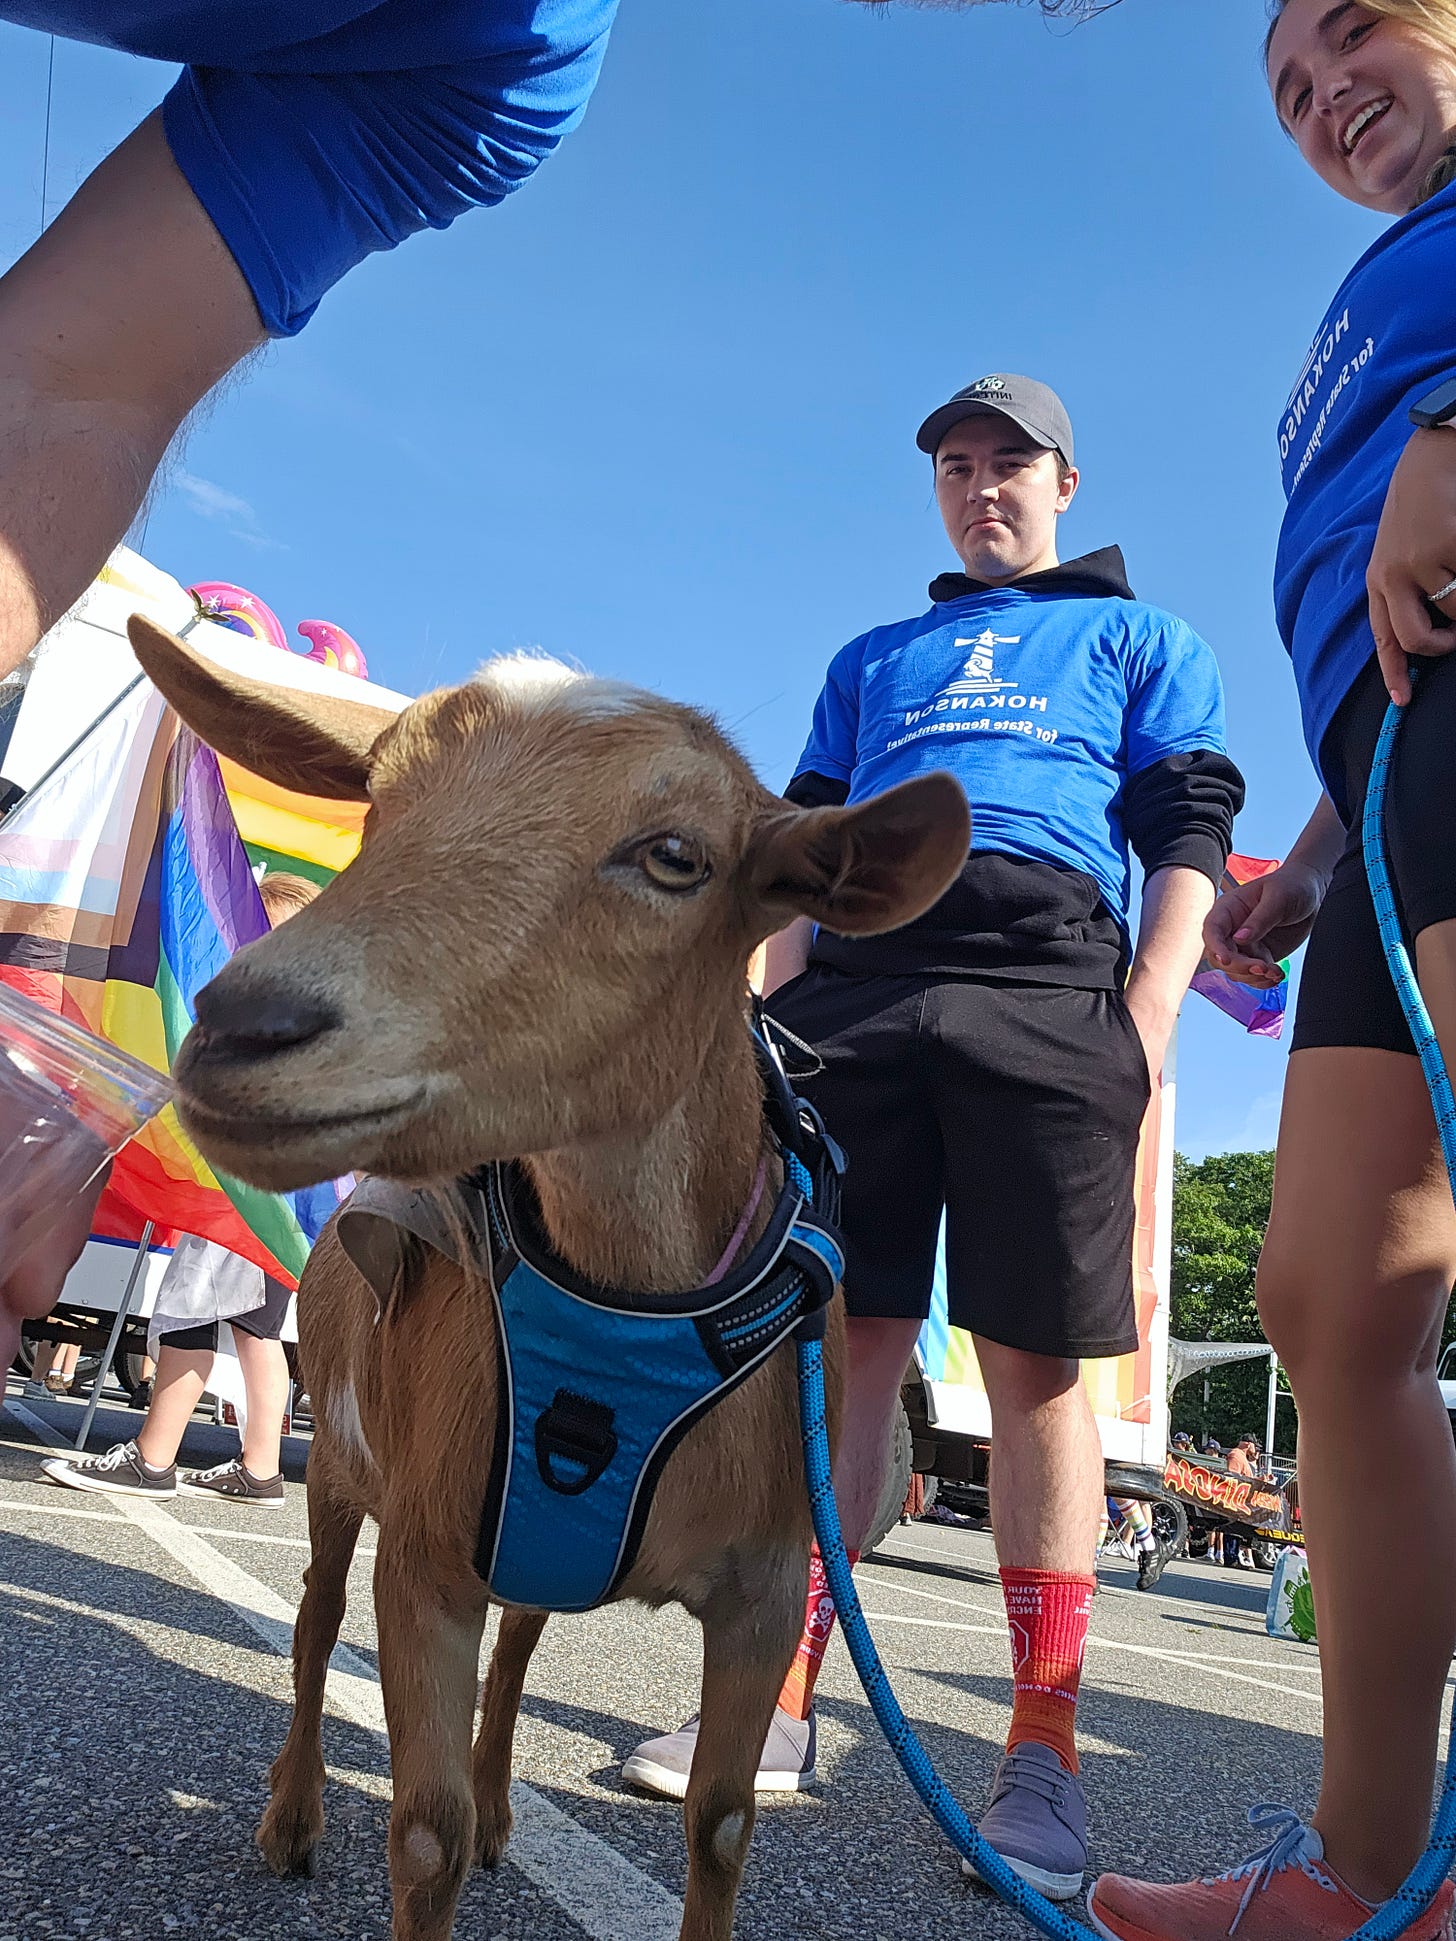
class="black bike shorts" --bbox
[165,1276,292,1353]
[767,967,1150,1359]
[1294,653,1456,1057]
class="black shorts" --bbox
[1293,654,1456,1057]
[767,967,1150,1359]
[165,1277,292,1353]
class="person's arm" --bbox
[0,1165,109,1373]
[1202,792,1346,987]
[0,111,264,674]
[763,916,814,997]
[1123,866,1217,1082]
[1367,426,1456,705]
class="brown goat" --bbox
[126,615,969,1941]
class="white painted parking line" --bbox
[0,1491,125,1523]
[859,1606,1324,1708]
[0,1488,380,1556]
[860,1565,1326,1678]
[6,1401,683,1941]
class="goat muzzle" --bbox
[185,976,340,1069]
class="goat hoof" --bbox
[474,1808,512,1870]
[257,1802,322,1878]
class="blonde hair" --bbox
[1267,1,1456,199]
[259,871,320,927]
[1269,0,1456,54]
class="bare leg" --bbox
[682,1563,805,1941]
[232,1330,290,1478]
[56,1341,79,1385]
[376,1543,489,1941]
[473,1608,548,1868]
[1259,1035,1456,1902]
[835,1315,923,1549]
[976,1339,1102,1574]
[257,1445,364,1876]
[136,1342,211,1467]
[29,1338,60,1384]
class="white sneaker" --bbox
[622,1705,816,1800]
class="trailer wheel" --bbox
[860,1404,939,1555]
[1150,1497,1189,1558]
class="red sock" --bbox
[777,1543,859,1720]
[1000,1568,1095,1776]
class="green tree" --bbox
[1170,1150,1292,1453]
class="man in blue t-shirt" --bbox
[623,374,1245,1898]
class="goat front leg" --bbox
[472,1606,549,1868]
[258,1447,364,1877]
[681,1553,807,1941]
[376,1541,490,1941]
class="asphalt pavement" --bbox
[0,1378,1363,1941]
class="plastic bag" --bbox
[1266,1546,1317,1643]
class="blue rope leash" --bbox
[789,689,1456,1941]
[787,1147,1090,1938]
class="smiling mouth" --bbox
[1342,96,1393,156]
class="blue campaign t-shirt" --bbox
[1,1,619,335]
[794,556,1228,933]
[1274,177,1456,788]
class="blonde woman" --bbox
[1092,4,1456,1937]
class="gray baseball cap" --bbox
[916,373,1075,467]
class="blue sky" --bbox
[0,0,1396,1158]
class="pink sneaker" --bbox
[1088,1806,1455,1941]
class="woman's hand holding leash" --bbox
[1204,794,1345,989]
[1368,427,1456,705]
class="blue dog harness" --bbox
[338,1022,844,1614]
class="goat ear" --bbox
[127,615,396,802]
[743,773,970,937]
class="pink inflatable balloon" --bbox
[188,581,289,653]
[297,619,368,680]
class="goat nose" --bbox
[189,975,339,1062]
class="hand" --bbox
[0,1164,108,1372]
[1367,428,1456,706]
[1203,863,1325,987]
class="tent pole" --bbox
[0,610,201,824]
[73,1222,154,1451]
[1265,1350,1279,1458]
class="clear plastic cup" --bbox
[0,983,173,1266]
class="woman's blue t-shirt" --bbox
[1274,178,1456,788]
[0,1,619,335]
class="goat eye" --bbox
[641,835,711,892]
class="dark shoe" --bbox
[180,1458,285,1507]
[1136,1540,1170,1592]
[41,1439,177,1498]
[621,1705,817,1800]
[963,1741,1089,1902]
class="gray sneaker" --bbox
[41,1439,177,1499]
[621,1705,816,1800]
[961,1741,1088,1902]
[180,1458,285,1508]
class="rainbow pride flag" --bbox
[0,681,344,1286]
[1189,852,1288,1039]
